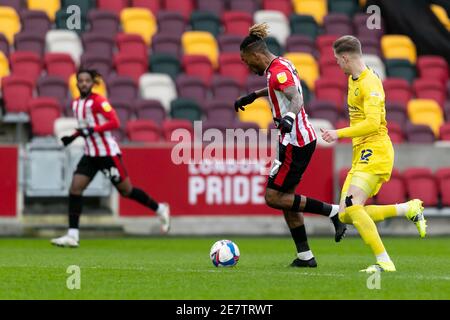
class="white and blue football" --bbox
[209,240,240,267]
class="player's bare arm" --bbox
[277,85,303,134]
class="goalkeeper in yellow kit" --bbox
[321,36,427,273]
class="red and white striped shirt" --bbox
[266,57,317,147]
[72,93,121,157]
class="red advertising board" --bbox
[0,146,18,217]
[119,145,333,216]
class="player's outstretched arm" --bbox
[234,87,268,112]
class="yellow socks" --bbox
[345,205,386,256]
[364,205,398,222]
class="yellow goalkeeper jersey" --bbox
[337,67,389,146]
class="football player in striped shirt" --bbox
[51,70,170,248]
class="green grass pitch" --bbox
[0,237,449,299]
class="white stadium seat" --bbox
[139,73,177,112]
[46,30,83,66]
[254,10,290,46]
[363,54,386,81]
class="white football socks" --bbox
[395,203,409,216]
[156,203,166,216]
[297,250,314,261]
[68,228,79,241]
[376,251,391,263]
[329,204,340,218]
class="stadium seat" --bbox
[315,78,347,110]
[10,51,43,84]
[29,97,62,136]
[362,54,386,80]
[20,10,51,36]
[387,122,404,144]
[254,10,290,46]
[157,11,187,36]
[0,6,21,44]
[407,99,444,136]
[316,34,339,58]
[323,13,353,36]
[170,98,203,122]
[190,11,221,38]
[69,73,107,99]
[151,33,182,58]
[121,8,157,46]
[229,0,259,15]
[108,98,134,125]
[284,52,319,90]
[181,31,219,68]
[211,76,241,103]
[354,13,385,40]
[285,35,317,57]
[0,51,10,79]
[440,123,450,141]
[97,0,127,15]
[385,102,408,127]
[0,0,23,11]
[45,30,83,66]
[413,79,447,108]
[116,33,148,60]
[37,75,69,111]
[126,119,163,143]
[27,0,60,21]
[45,53,76,83]
[359,36,382,57]
[264,37,283,56]
[204,99,237,123]
[385,59,416,84]
[134,99,167,123]
[107,76,138,102]
[162,119,194,141]
[381,35,417,64]
[218,53,249,88]
[308,100,340,124]
[262,0,292,17]
[14,32,46,57]
[197,0,225,17]
[290,14,319,40]
[417,55,449,85]
[301,80,311,106]
[223,11,253,37]
[292,0,327,24]
[403,168,438,206]
[88,9,120,35]
[139,73,177,111]
[376,169,406,204]
[218,34,244,53]
[238,98,273,129]
[1,76,34,114]
[182,55,214,84]
[62,0,95,14]
[329,0,359,17]
[431,4,450,31]
[163,0,194,20]
[383,78,412,105]
[55,8,87,34]
[319,54,347,83]
[247,74,267,93]
[405,122,436,143]
[80,53,113,79]
[0,33,9,57]
[175,74,208,104]
[149,53,181,80]
[81,33,115,59]
[131,0,161,15]
[435,167,450,206]
[114,53,148,84]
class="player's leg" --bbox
[106,155,171,233]
[51,156,96,247]
[265,141,347,241]
[343,172,396,272]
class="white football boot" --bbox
[51,234,79,248]
[157,203,171,234]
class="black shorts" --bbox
[74,155,128,185]
[267,140,316,192]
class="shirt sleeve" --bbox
[271,65,296,91]
[337,81,383,139]
[92,97,120,133]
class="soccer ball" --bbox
[209,240,240,267]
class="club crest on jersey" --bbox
[277,72,287,84]
[102,101,112,112]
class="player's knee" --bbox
[264,191,279,208]
[69,185,84,195]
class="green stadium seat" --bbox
[55,8,87,34]
[265,37,283,56]
[290,15,319,40]
[190,11,221,38]
[62,0,95,16]
[386,59,417,84]
[328,0,359,17]
[149,54,181,80]
[170,98,203,122]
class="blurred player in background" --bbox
[51,70,170,248]
[321,36,427,273]
[236,23,347,268]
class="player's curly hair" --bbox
[77,69,101,85]
[240,23,270,52]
